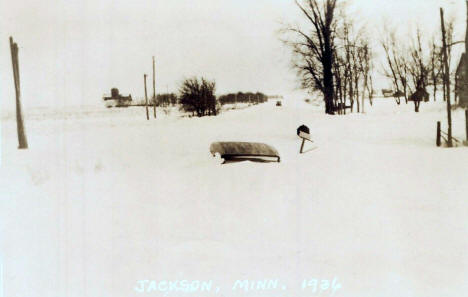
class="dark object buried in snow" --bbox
[276,101,282,106]
[210,142,280,163]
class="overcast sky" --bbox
[0,0,466,109]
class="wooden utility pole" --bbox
[464,0,468,107]
[441,8,453,147]
[144,74,149,120]
[152,56,156,118]
[9,37,28,149]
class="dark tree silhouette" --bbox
[218,92,268,105]
[179,77,218,117]
[284,0,338,115]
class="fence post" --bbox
[9,37,28,149]
[437,121,441,147]
[144,74,149,120]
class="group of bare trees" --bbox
[156,93,178,107]
[283,0,373,115]
[334,16,374,114]
[284,0,465,115]
[380,17,456,112]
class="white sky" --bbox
[0,0,466,109]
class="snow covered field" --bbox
[1,98,467,297]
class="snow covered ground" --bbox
[0,98,467,297]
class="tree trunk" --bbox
[322,24,335,115]
[403,82,408,104]
[362,75,367,113]
[323,61,335,114]
[144,74,149,120]
[355,80,360,113]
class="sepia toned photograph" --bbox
[1,1,468,297]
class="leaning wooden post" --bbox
[144,74,149,120]
[437,121,441,147]
[152,56,156,118]
[9,37,28,149]
[441,8,453,147]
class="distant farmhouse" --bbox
[103,88,132,108]
[455,53,468,107]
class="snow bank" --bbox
[0,98,467,297]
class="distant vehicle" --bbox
[103,88,132,108]
[276,101,282,106]
[382,89,394,97]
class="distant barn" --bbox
[103,88,132,108]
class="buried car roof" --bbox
[210,142,280,162]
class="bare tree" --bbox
[393,43,409,104]
[179,77,218,117]
[408,28,429,91]
[338,17,360,112]
[381,29,402,105]
[447,17,456,103]
[406,28,430,112]
[429,37,442,101]
[283,0,338,114]
[333,53,346,113]
[359,42,372,113]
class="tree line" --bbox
[218,92,268,105]
[159,77,269,117]
[283,0,463,114]
[380,16,458,112]
[131,77,269,117]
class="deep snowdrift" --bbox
[0,99,467,297]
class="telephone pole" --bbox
[441,8,453,147]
